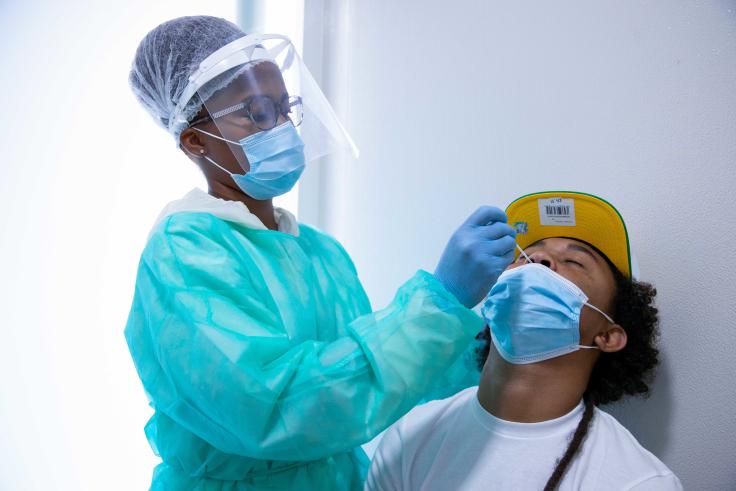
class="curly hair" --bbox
[586,265,660,404]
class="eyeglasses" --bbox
[188,95,304,131]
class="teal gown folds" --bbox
[125,207,483,490]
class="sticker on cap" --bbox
[538,197,576,226]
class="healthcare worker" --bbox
[125,16,516,490]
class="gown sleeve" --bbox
[125,213,483,461]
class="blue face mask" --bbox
[481,263,615,364]
[195,122,306,200]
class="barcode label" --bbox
[538,198,576,226]
[545,205,571,216]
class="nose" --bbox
[527,250,557,271]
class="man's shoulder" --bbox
[591,407,662,460]
[590,407,680,488]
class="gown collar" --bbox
[150,188,299,238]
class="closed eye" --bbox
[566,259,584,267]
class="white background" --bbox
[1,0,735,490]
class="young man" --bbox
[366,192,682,490]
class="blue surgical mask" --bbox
[481,263,615,364]
[195,122,306,200]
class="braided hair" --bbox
[543,397,596,491]
[474,256,660,490]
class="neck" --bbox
[477,345,593,423]
[207,181,279,231]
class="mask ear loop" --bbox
[579,303,616,350]
[203,155,236,177]
[182,144,237,178]
[187,128,250,178]
[584,302,616,325]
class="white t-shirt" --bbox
[366,387,681,491]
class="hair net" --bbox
[129,16,250,143]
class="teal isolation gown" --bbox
[125,189,483,490]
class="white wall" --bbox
[312,1,736,489]
[0,1,238,489]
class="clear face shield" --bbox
[172,34,358,174]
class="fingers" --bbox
[501,248,515,265]
[478,221,516,241]
[489,235,517,256]
[463,206,507,228]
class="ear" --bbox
[593,324,627,353]
[179,128,207,157]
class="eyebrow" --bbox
[525,239,601,263]
[567,243,600,263]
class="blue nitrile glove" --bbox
[434,206,516,309]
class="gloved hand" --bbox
[434,206,516,309]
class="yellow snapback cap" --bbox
[507,191,632,278]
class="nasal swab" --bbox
[516,243,533,263]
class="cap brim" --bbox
[507,191,632,278]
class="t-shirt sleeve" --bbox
[627,473,683,491]
[365,422,405,491]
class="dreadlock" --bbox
[543,396,596,491]
[474,255,660,491]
